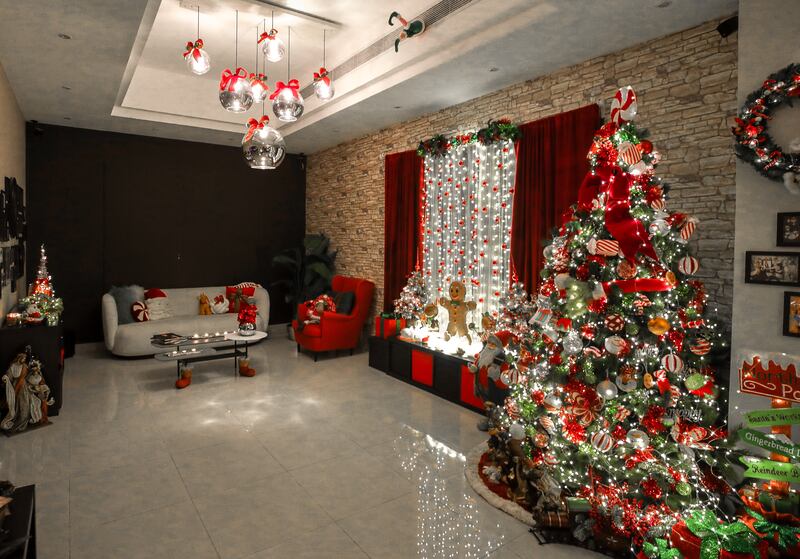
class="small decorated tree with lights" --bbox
[22,245,63,326]
[394,270,428,322]
[488,87,732,553]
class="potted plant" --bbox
[271,233,337,340]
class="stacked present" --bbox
[374,313,407,339]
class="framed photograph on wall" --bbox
[744,251,800,286]
[784,291,800,337]
[777,213,800,247]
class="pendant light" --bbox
[249,24,268,103]
[270,26,303,122]
[219,10,253,113]
[258,11,285,62]
[184,6,210,75]
[313,29,334,101]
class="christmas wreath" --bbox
[732,63,800,193]
[416,118,521,157]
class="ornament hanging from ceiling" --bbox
[249,73,268,103]
[313,30,334,101]
[259,12,285,62]
[242,115,286,170]
[271,27,303,122]
[183,7,210,75]
[219,10,252,113]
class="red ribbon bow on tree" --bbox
[313,67,330,86]
[578,164,658,263]
[183,39,204,61]
[269,79,300,100]
[219,67,248,92]
[244,115,270,142]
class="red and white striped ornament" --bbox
[605,314,625,332]
[584,345,603,358]
[677,256,699,275]
[680,220,697,241]
[590,430,614,453]
[618,142,643,166]
[596,239,621,257]
[604,335,627,356]
[539,416,556,434]
[610,86,638,125]
[689,338,711,356]
[667,385,681,407]
[543,453,559,466]
[633,294,651,316]
[650,198,666,211]
[500,368,521,387]
[661,353,684,374]
[614,407,632,421]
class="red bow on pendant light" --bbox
[258,30,277,44]
[183,39,204,61]
[219,67,248,91]
[313,67,330,86]
[269,79,301,100]
[244,115,270,142]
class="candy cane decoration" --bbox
[610,86,638,125]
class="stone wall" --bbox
[307,17,738,323]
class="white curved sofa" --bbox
[102,286,269,357]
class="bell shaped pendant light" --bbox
[183,8,210,75]
[312,30,334,101]
[270,27,303,122]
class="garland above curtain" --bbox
[416,118,521,157]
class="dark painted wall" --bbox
[26,124,305,343]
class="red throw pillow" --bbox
[131,301,150,322]
[226,282,258,313]
[144,288,167,299]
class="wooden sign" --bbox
[739,356,800,403]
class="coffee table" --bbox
[152,330,268,378]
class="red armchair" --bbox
[292,275,375,360]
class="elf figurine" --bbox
[297,294,337,331]
[388,11,425,52]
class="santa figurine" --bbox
[468,330,512,431]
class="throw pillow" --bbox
[146,298,171,320]
[226,282,259,313]
[328,290,355,315]
[108,285,145,325]
[211,294,229,314]
[131,301,150,322]
[144,287,167,299]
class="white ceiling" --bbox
[0,0,737,154]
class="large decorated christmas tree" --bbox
[488,87,733,551]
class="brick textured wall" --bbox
[307,17,737,323]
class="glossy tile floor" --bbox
[1,337,604,558]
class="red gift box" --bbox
[670,521,769,559]
[374,315,406,339]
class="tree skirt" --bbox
[464,442,535,527]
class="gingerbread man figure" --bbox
[438,280,477,343]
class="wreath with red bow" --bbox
[732,63,800,188]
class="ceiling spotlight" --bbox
[393,106,402,109]
[488,67,499,72]
[58,33,71,40]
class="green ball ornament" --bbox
[676,482,692,496]
[584,371,597,384]
[684,372,706,392]
[625,322,640,336]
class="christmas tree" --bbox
[22,245,63,325]
[394,270,427,321]
[491,87,730,550]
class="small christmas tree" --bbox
[489,87,729,552]
[494,282,536,339]
[22,245,63,325]
[394,270,427,321]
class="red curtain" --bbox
[384,150,423,312]
[510,104,600,293]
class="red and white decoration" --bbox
[421,141,516,316]
[131,301,150,322]
[610,86,637,125]
[677,255,699,275]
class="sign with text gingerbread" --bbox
[738,356,800,403]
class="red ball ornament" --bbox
[576,264,590,281]
[639,140,653,154]
[689,338,711,356]
[642,478,663,500]
[581,324,597,340]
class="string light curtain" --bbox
[421,140,516,316]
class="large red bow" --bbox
[183,39,204,61]
[269,79,300,100]
[601,278,671,294]
[219,67,247,92]
[313,67,330,86]
[578,164,658,263]
[244,115,270,142]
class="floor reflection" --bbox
[394,426,505,558]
